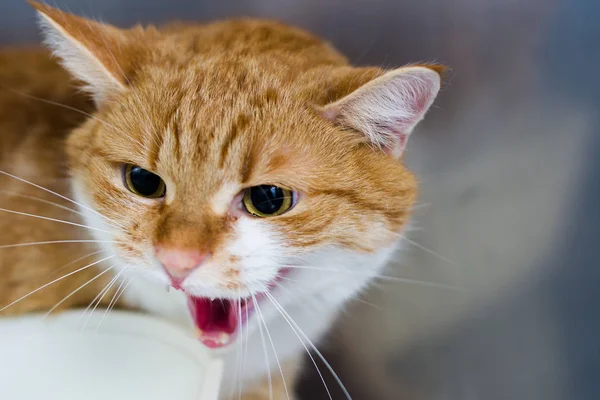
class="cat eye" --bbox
[123,164,166,199]
[242,185,294,217]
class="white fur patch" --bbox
[182,216,285,299]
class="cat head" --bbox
[31,2,442,347]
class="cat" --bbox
[0,2,442,398]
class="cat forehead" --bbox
[97,75,344,189]
[117,60,303,129]
[140,56,291,98]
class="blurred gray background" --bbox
[2,0,599,399]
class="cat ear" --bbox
[322,66,442,158]
[28,1,133,105]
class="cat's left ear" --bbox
[322,66,443,158]
[28,1,140,105]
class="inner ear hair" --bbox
[320,65,443,158]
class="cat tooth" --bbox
[218,333,230,344]
[195,328,204,338]
[210,296,216,301]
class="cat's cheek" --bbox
[69,173,148,262]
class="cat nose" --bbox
[155,247,208,287]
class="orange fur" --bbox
[1,3,443,398]
[0,48,118,314]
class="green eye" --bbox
[123,164,166,199]
[242,185,294,217]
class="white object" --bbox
[0,310,223,400]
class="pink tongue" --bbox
[187,295,239,348]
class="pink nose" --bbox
[155,247,207,286]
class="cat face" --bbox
[32,2,441,348]
[69,77,412,284]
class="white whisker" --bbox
[96,273,129,332]
[0,190,84,217]
[0,254,114,313]
[238,296,244,400]
[0,84,146,150]
[264,292,351,400]
[0,207,113,234]
[43,265,115,318]
[0,169,125,230]
[0,239,120,250]
[252,294,273,400]
[273,279,321,313]
[254,297,290,400]
[81,268,123,331]
[285,265,458,291]
[277,279,383,311]
[401,237,456,265]
[263,291,333,400]
[243,298,250,384]
[49,249,106,277]
[109,277,132,313]
[351,297,384,311]
[78,269,117,326]
[229,295,242,400]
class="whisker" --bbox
[0,84,146,150]
[96,272,129,332]
[252,294,273,400]
[0,239,121,250]
[109,277,132,314]
[277,278,383,311]
[274,279,322,313]
[0,190,84,217]
[264,292,351,400]
[401,237,457,265]
[238,296,244,400]
[0,255,114,313]
[243,299,250,387]
[406,202,431,212]
[285,265,459,291]
[50,249,106,278]
[254,297,290,400]
[78,269,117,326]
[81,268,123,331]
[350,297,384,311]
[43,265,115,318]
[229,295,242,400]
[263,290,333,400]
[0,207,113,234]
[0,169,125,230]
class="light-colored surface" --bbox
[0,311,223,400]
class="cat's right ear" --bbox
[28,1,138,105]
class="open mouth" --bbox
[187,295,259,348]
[185,269,288,349]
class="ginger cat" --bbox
[0,2,442,398]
